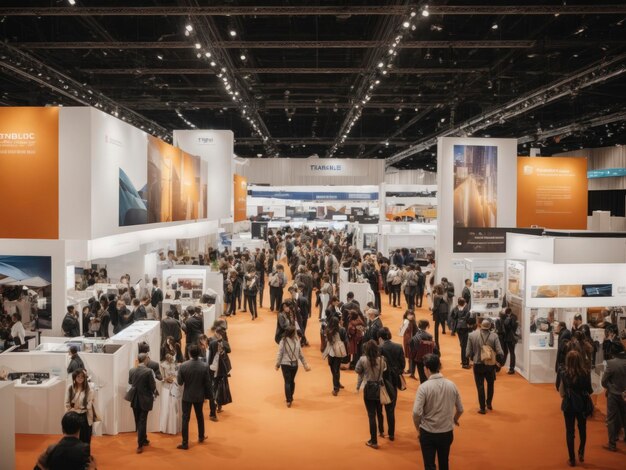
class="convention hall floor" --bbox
[16,291,625,470]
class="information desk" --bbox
[0,381,15,470]
[14,377,65,434]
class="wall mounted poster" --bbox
[0,107,59,239]
[234,174,248,222]
[452,144,498,252]
[119,136,206,226]
[516,157,588,229]
[0,255,52,330]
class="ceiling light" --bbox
[196,53,202,58]
[382,70,388,75]
[403,21,410,28]
[185,24,193,32]
[422,9,430,17]
[257,153,262,157]
[68,0,76,5]
[229,30,237,37]
[156,54,163,60]
[410,11,416,17]
[195,43,201,49]
[240,54,246,61]
[210,61,216,67]
[378,62,384,68]
[491,23,498,30]
[205,52,211,58]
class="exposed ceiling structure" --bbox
[0,1,625,170]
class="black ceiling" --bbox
[0,0,625,170]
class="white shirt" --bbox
[11,321,26,344]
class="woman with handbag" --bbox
[400,310,418,378]
[355,340,389,449]
[322,316,348,396]
[275,325,311,407]
[64,368,96,453]
[558,350,594,467]
[347,310,365,369]
[159,353,181,434]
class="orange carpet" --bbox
[16,290,625,469]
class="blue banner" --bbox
[587,168,626,179]
[248,190,379,201]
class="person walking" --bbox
[244,271,259,320]
[355,339,387,449]
[432,285,448,345]
[347,310,365,369]
[416,266,426,308]
[322,316,347,396]
[64,369,95,453]
[410,319,438,383]
[403,265,418,311]
[209,326,233,413]
[558,350,593,466]
[176,344,210,450]
[387,264,403,308]
[412,354,463,470]
[127,353,156,454]
[600,349,626,452]
[379,327,405,441]
[400,310,418,378]
[451,298,471,369]
[275,325,311,407]
[466,319,504,414]
[502,307,519,374]
[159,353,181,434]
[67,345,86,375]
[268,264,286,312]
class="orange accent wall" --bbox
[233,174,248,222]
[0,107,59,239]
[517,157,588,229]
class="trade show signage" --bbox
[455,227,543,253]
[248,190,378,201]
[587,168,626,178]
[0,107,59,239]
[296,158,370,177]
[233,174,248,222]
[517,157,588,230]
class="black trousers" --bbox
[132,406,149,447]
[416,288,424,307]
[384,399,397,438]
[502,341,517,371]
[364,396,383,444]
[405,289,416,310]
[77,412,92,453]
[269,286,283,311]
[391,285,401,307]
[246,293,257,318]
[434,318,445,345]
[563,412,587,462]
[280,364,298,402]
[181,400,205,445]
[328,356,341,391]
[299,316,309,345]
[373,290,382,312]
[473,364,496,410]
[258,280,265,307]
[457,328,469,366]
[607,392,626,446]
[416,361,428,383]
[408,357,416,376]
[419,428,454,470]
[207,389,217,418]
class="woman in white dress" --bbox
[159,353,181,434]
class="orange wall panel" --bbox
[233,174,248,222]
[517,157,588,229]
[0,107,59,239]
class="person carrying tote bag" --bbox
[355,340,389,449]
[321,316,347,396]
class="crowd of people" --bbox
[24,225,626,469]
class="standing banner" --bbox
[517,157,588,229]
[0,107,59,239]
[233,174,248,222]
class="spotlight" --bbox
[68,0,76,5]
[229,30,237,37]
[210,61,216,67]
[240,54,246,61]
[403,21,410,28]
[492,23,498,30]
[195,43,201,49]
[422,9,430,17]
[378,62,384,68]
[157,54,163,60]
[205,52,211,58]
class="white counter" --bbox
[14,377,65,434]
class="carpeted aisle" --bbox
[16,289,624,469]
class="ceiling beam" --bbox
[234,138,411,146]
[2,5,625,16]
[15,40,626,50]
[117,101,449,110]
[81,67,489,75]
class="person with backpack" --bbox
[451,298,472,369]
[403,265,418,311]
[410,319,438,383]
[559,350,593,466]
[466,319,504,414]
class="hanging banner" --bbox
[0,107,59,239]
[517,157,588,229]
[234,174,248,222]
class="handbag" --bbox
[210,353,220,374]
[331,333,347,358]
[124,386,136,403]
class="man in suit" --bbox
[601,349,626,452]
[292,283,310,347]
[131,298,147,321]
[35,412,95,470]
[116,299,134,332]
[554,321,572,390]
[461,279,472,310]
[151,277,163,308]
[128,353,156,453]
[363,308,383,343]
[138,342,163,381]
[340,292,361,329]
[62,306,81,338]
[161,309,182,345]
[177,344,211,449]
[183,307,204,358]
[379,327,405,441]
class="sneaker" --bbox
[365,441,379,449]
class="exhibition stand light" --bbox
[386,51,626,167]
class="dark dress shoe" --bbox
[136,447,143,454]
[365,441,379,449]
[209,415,218,422]
[177,444,189,450]
[339,384,345,389]
[507,370,515,375]
[568,459,575,467]
[332,389,338,396]
[389,436,395,441]
[142,440,150,446]
[478,409,487,415]
[578,451,584,463]
[603,444,617,452]
[487,404,493,410]
[199,436,206,443]
[287,401,292,408]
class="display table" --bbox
[0,381,15,469]
[340,282,374,308]
[14,377,65,434]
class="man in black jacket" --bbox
[107,294,119,334]
[379,327,405,441]
[132,298,147,321]
[128,353,156,453]
[177,344,211,449]
[364,308,383,343]
[292,284,310,347]
[161,309,182,346]
[554,321,572,390]
[62,306,81,338]
[150,278,163,309]
[35,412,95,470]
[451,298,471,369]
[183,307,203,358]
[138,342,163,381]
[116,299,134,332]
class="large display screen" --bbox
[119,136,206,226]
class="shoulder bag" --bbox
[331,333,347,358]
[480,332,497,366]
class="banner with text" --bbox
[517,157,587,229]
